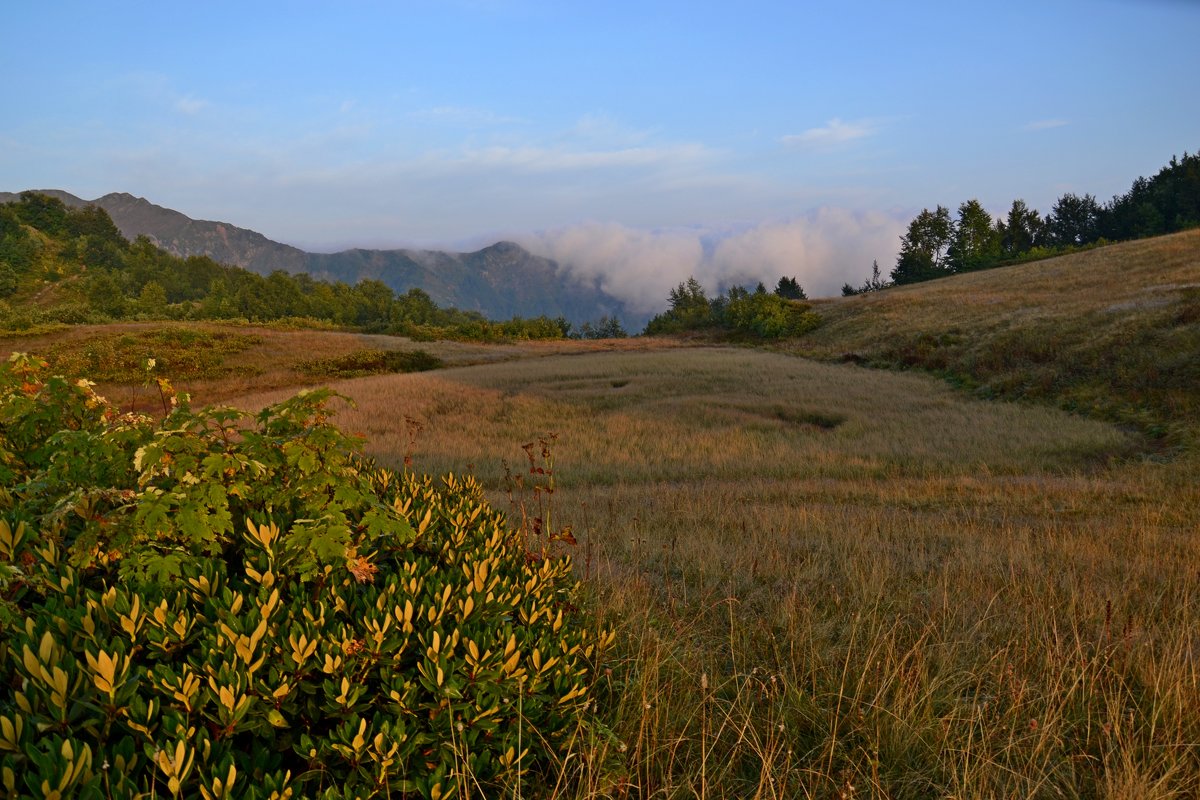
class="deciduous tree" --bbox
[1045,193,1101,247]
[997,199,1045,256]
[891,205,954,284]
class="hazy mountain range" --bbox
[0,190,629,324]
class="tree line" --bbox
[0,193,626,341]
[845,151,1200,293]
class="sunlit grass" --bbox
[227,344,1200,798]
[236,347,1135,484]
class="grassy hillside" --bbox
[235,348,1136,480]
[793,230,1200,445]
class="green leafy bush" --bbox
[0,354,611,799]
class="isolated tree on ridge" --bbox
[997,199,1045,257]
[947,199,1000,272]
[891,205,954,284]
[774,275,807,300]
[1045,192,1101,247]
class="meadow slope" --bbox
[795,229,1200,447]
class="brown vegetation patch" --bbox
[293,348,443,378]
[1,322,688,411]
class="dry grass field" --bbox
[225,345,1198,799]
[3,233,1198,797]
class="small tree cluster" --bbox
[570,315,628,340]
[842,260,889,296]
[644,277,819,338]
[858,152,1200,289]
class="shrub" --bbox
[723,292,821,338]
[497,316,568,341]
[43,327,262,384]
[0,354,611,799]
[643,277,822,338]
[573,316,628,340]
[295,349,443,380]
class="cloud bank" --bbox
[519,208,907,316]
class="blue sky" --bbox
[2,1,1197,303]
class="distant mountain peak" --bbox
[1,189,629,325]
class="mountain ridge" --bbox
[0,189,626,324]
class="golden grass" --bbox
[235,348,1133,482]
[228,345,1198,798]
[810,230,1200,335]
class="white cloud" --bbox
[782,118,876,148]
[116,73,207,115]
[710,210,905,298]
[519,223,706,313]
[521,208,908,315]
[565,113,656,147]
[1023,119,1068,131]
